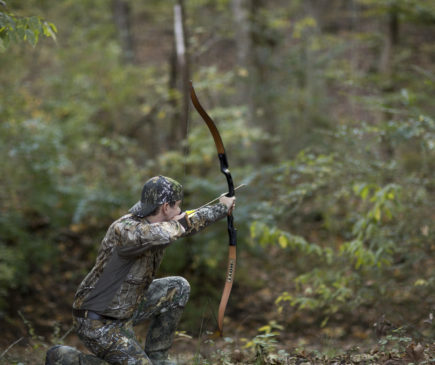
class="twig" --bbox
[60,326,74,342]
[0,337,24,359]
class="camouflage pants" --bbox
[72,276,190,365]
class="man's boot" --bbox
[45,345,108,365]
[147,350,176,365]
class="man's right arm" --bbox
[115,218,186,258]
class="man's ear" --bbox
[161,202,169,214]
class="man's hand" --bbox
[219,195,236,215]
[174,211,186,221]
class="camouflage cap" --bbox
[129,176,183,218]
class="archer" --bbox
[46,176,235,365]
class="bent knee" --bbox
[171,276,190,306]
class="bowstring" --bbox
[183,93,191,182]
[182,79,192,191]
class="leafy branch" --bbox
[0,4,57,51]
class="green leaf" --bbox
[5,13,16,30]
[42,21,56,40]
[24,28,36,46]
[48,21,57,33]
[278,235,288,248]
[321,316,329,327]
[28,16,41,33]
[361,185,370,200]
[374,206,381,222]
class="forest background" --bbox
[0,0,434,364]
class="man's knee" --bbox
[172,276,190,307]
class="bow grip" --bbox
[227,215,237,246]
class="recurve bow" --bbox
[189,81,237,336]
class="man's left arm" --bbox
[177,203,228,237]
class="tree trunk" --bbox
[168,0,190,150]
[249,0,280,163]
[379,6,399,78]
[231,0,254,124]
[111,0,135,64]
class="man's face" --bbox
[162,200,182,221]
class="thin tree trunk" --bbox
[379,6,399,77]
[169,0,190,150]
[231,0,254,124]
[111,0,135,64]
[379,6,400,165]
[249,0,280,163]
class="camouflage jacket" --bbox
[73,203,228,319]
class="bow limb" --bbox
[190,81,237,336]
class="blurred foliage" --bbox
[0,0,434,350]
[253,113,434,322]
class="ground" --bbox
[0,246,433,364]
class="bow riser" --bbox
[218,153,236,246]
[218,154,235,195]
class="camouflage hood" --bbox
[129,176,183,218]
